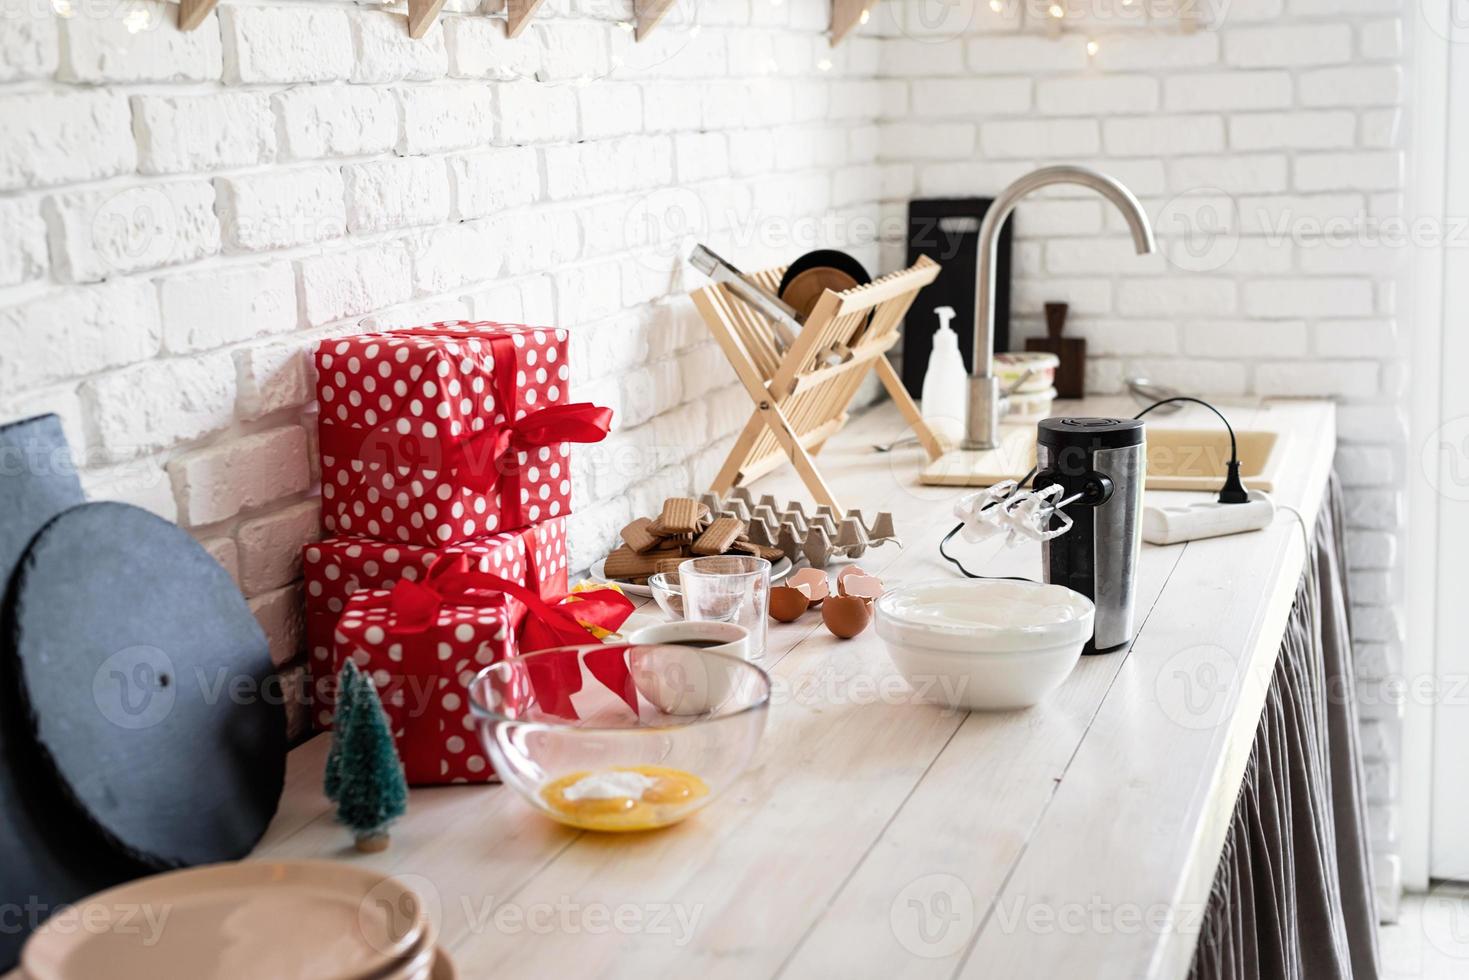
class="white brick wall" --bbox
[0,2,883,747]
[132,92,277,174]
[0,2,1413,900]
[871,0,1410,910]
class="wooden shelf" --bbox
[506,0,548,39]
[177,1,876,46]
[176,0,217,31]
[635,0,680,40]
[829,0,873,46]
[407,0,447,39]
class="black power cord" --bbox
[1132,396,1248,504]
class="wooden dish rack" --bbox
[691,256,946,516]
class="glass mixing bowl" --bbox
[468,644,770,832]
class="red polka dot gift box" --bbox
[302,518,569,733]
[333,587,513,785]
[331,555,633,785]
[314,322,612,547]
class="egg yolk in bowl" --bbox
[540,766,709,832]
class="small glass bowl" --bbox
[468,644,770,832]
[647,572,684,619]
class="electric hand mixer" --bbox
[945,417,1146,655]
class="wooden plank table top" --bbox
[251,395,1336,980]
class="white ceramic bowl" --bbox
[874,579,1095,710]
[995,352,1059,394]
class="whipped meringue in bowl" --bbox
[875,579,1095,710]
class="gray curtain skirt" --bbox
[1188,476,1380,980]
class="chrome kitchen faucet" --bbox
[964,166,1158,450]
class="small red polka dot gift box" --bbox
[314,322,613,546]
[331,555,633,785]
[302,518,569,733]
[332,588,515,786]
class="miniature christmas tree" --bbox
[327,660,408,853]
[323,668,348,804]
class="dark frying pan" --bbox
[777,250,871,322]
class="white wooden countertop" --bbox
[252,395,1337,980]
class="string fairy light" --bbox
[1036,1,1203,54]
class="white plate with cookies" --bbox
[592,555,792,597]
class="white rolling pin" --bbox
[1142,490,1276,545]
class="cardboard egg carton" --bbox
[698,489,901,569]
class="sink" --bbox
[919,426,1282,493]
[1146,428,1279,491]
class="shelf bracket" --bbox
[406,0,447,39]
[177,0,218,31]
[506,0,549,39]
[635,0,680,40]
[829,0,871,47]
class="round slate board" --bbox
[0,413,138,971]
[0,657,141,971]
[10,502,286,870]
[0,414,85,591]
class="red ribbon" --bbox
[443,403,612,497]
[318,328,612,526]
[386,555,637,719]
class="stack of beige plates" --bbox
[21,862,456,980]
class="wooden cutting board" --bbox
[901,197,1013,396]
[1025,302,1086,398]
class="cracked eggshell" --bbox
[822,594,872,639]
[788,567,829,605]
[838,574,885,600]
[770,585,811,623]
[836,565,883,599]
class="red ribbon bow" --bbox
[319,328,613,525]
[387,555,637,719]
[438,401,613,493]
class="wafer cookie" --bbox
[659,497,701,533]
[603,546,660,579]
[620,517,659,554]
[693,517,745,556]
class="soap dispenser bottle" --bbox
[921,306,968,446]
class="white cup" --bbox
[624,622,753,715]
[624,621,751,661]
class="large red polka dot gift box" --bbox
[314,322,613,546]
[302,519,570,733]
[331,555,633,785]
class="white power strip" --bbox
[1143,490,1276,545]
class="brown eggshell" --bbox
[788,567,830,605]
[838,573,885,600]
[835,565,869,591]
[769,585,811,623]
[821,594,872,639]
